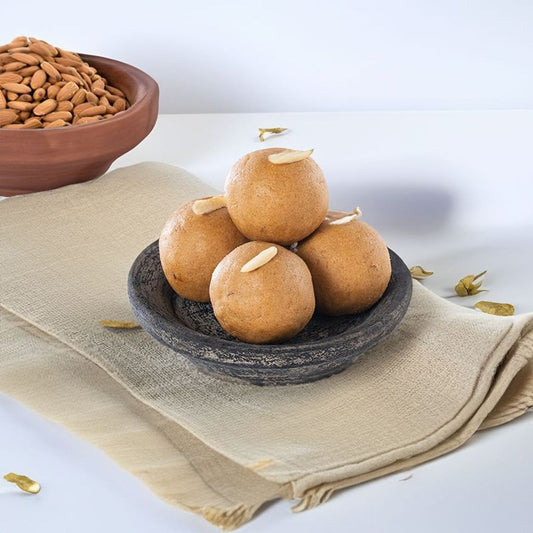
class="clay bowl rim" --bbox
[0,53,157,137]
[128,240,413,366]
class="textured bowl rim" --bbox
[128,240,413,366]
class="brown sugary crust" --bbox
[297,219,391,315]
[159,199,248,302]
[209,241,315,344]
[225,148,329,245]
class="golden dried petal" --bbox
[455,270,488,296]
[474,301,515,316]
[4,473,41,494]
[258,127,287,142]
[409,266,434,280]
[99,320,140,329]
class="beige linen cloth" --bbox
[1,162,533,530]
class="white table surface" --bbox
[1,111,532,532]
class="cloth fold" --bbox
[1,163,532,529]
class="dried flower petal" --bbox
[4,473,41,494]
[455,270,488,296]
[409,266,434,280]
[99,320,140,329]
[474,301,515,316]
[258,127,287,142]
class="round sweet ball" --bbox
[297,214,391,316]
[225,148,329,246]
[209,241,315,344]
[159,197,248,303]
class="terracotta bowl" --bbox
[0,54,159,196]
[128,241,413,386]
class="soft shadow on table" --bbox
[328,183,456,235]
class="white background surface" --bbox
[2,0,533,112]
[1,110,533,532]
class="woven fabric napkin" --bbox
[1,162,532,530]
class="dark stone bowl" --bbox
[128,241,412,386]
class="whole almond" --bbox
[2,123,25,130]
[8,46,31,53]
[18,94,32,102]
[44,119,69,128]
[23,117,42,129]
[62,73,83,85]
[57,48,82,63]
[40,61,61,82]
[0,109,18,126]
[0,53,14,66]
[18,65,39,76]
[7,91,18,101]
[78,104,106,117]
[10,37,29,48]
[30,69,47,89]
[33,98,58,116]
[47,84,61,99]
[51,62,76,75]
[56,100,73,112]
[4,61,26,72]
[86,91,98,104]
[80,72,93,86]
[106,85,125,97]
[55,56,83,68]
[28,41,54,57]
[91,79,106,96]
[113,97,127,112]
[33,87,46,101]
[10,52,40,66]
[1,82,31,94]
[42,110,72,122]
[75,116,102,125]
[22,76,31,85]
[56,81,78,101]
[8,101,36,111]
[29,38,57,56]
[70,88,86,105]
[0,72,23,83]
[19,110,31,121]
[73,102,93,115]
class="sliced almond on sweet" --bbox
[192,195,227,215]
[241,246,278,273]
[268,149,313,165]
[329,211,361,226]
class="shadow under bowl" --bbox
[0,54,159,196]
[128,241,413,386]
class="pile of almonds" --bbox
[0,36,129,129]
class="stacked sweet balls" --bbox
[159,148,391,344]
